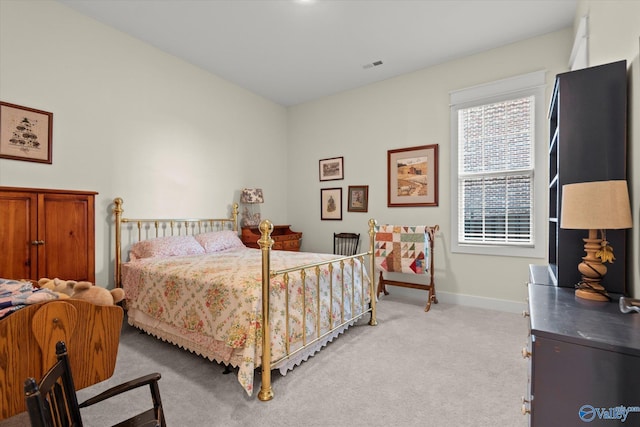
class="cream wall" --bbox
[575,0,640,297]
[287,29,573,310]
[287,1,640,310]
[0,0,289,287]
[2,0,637,309]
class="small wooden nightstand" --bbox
[241,225,302,251]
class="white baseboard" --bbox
[380,286,527,314]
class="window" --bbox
[450,71,546,257]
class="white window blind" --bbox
[450,70,546,258]
[458,96,534,245]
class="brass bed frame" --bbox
[113,198,377,401]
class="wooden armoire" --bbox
[0,187,97,282]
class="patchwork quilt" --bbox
[0,278,59,319]
[374,225,430,274]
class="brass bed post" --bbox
[231,203,239,232]
[368,218,377,326]
[258,219,274,402]
[113,198,124,289]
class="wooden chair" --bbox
[333,232,360,256]
[24,341,166,427]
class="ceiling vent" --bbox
[362,60,383,70]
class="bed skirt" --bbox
[126,307,356,391]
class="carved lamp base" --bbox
[575,229,609,302]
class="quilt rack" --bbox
[375,224,439,312]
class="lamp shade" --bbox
[560,180,632,230]
[241,188,264,204]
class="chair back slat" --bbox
[334,232,360,256]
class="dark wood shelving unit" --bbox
[547,60,628,294]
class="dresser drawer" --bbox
[270,239,300,251]
[276,233,301,241]
[241,225,302,252]
[281,239,300,251]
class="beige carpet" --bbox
[3,293,528,426]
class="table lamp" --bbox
[240,188,264,227]
[560,180,632,301]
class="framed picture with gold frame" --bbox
[347,185,368,212]
[0,101,53,164]
[387,144,438,207]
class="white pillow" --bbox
[195,230,244,253]
[129,235,205,260]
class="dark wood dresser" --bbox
[524,265,640,426]
[241,225,302,251]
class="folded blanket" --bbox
[374,225,430,274]
[0,278,59,319]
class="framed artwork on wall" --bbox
[347,185,369,212]
[0,101,53,164]
[321,187,342,220]
[387,144,438,207]
[319,156,344,181]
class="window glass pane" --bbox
[457,95,534,245]
[460,175,532,243]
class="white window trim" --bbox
[450,70,547,258]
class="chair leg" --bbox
[150,381,166,427]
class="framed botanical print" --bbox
[347,185,368,212]
[387,144,438,207]
[320,187,342,220]
[0,101,53,164]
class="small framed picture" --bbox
[320,188,342,220]
[0,101,53,164]
[319,156,344,181]
[387,144,438,207]
[347,185,369,212]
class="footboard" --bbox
[257,219,378,401]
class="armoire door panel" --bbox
[39,194,95,281]
[0,191,38,280]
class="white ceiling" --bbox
[57,0,578,107]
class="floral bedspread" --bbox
[122,247,370,395]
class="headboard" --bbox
[112,197,239,288]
